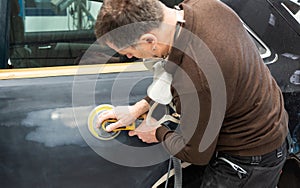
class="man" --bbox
[94,0,289,187]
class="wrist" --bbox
[133,99,150,118]
[155,125,173,142]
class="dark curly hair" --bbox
[94,0,164,48]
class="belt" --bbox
[216,140,287,166]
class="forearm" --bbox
[156,126,217,165]
[132,99,151,118]
[155,90,217,165]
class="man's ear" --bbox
[139,33,157,45]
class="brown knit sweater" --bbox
[153,0,288,165]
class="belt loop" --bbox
[277,145,283,158]
[251,155,261,165]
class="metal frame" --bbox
[0,0,10,68]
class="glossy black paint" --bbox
[0,71,172,187]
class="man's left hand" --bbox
[128,118,161,143]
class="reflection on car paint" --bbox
[22,106,92,147]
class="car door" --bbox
[1,1,171,187]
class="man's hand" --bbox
[97,99,150,131]
[128,117,161,143]
[96,106,135,131]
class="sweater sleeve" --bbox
[155,91,218,165]
[143,96,153,104]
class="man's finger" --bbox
[128,131,137,137]
[96,110,115,128]
[105,121,123,132]
[99,110,115,120]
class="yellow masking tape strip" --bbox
[0,62,148,80]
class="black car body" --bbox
[0,0,299,187]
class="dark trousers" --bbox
[200,141,287,188]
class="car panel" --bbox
[0,68,170,187]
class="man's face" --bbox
[107,41,159,59]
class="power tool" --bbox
[87,104,145,140]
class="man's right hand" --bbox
[97,99,150,132]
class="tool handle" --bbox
[102,114,146,132]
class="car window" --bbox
[7,0,277,70]
[8,0,132,69]
[24,0,101,32]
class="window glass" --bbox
[7,0,275,69]
[24,0,101,32]
[9,0,129,69]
